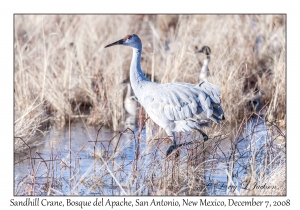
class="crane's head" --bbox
[105,34,142,49]
[198,46,211,56]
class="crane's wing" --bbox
[141,81,224,132]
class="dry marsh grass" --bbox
[14,14,286,195]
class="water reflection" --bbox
[123,114,138,131]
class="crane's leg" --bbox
[165,131,194,157]
[166,131,178,157]
[194,128,208,141]
[171,131,177,146]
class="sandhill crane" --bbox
[198,46,211,81]
[105,34,225,156]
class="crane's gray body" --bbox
[135,80,223,136]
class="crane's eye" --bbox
[124,34,132,40]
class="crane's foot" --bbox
[166,141,194,157]
[166,144,178,157]
[202,133,208,141]
[194,128,209,141]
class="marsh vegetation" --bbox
[14,14,286,195]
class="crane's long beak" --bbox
[104,39,124,48]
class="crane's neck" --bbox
[200,56,210,81]
[129,47,148,99]
[125,83,132,98]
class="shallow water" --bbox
[14,116,150,195]
[14,116,285,195]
